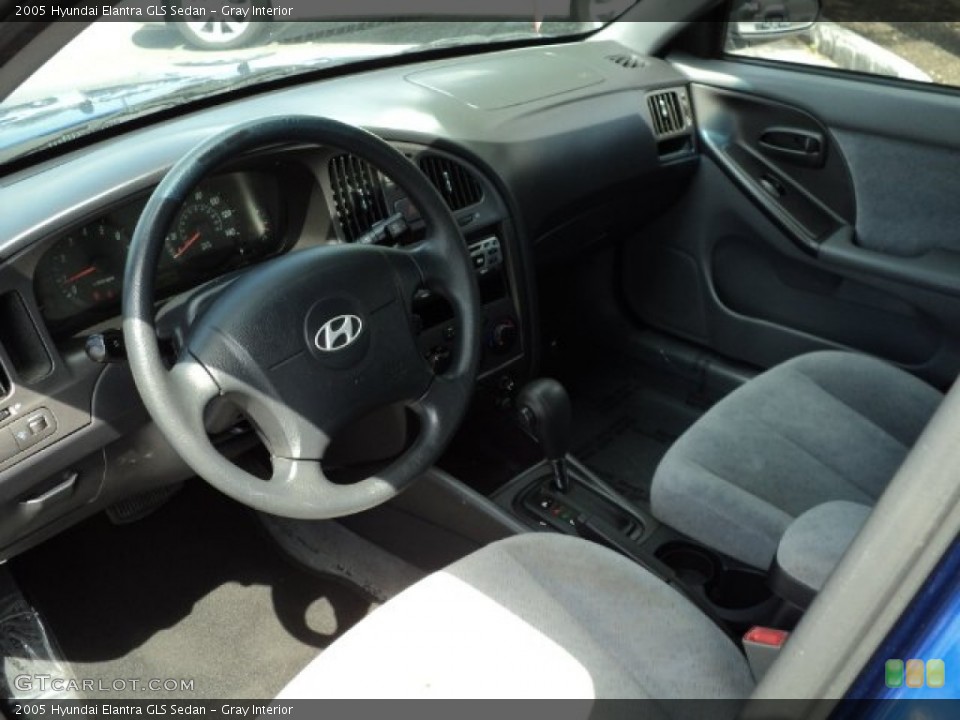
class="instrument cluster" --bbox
[34,171,288,336]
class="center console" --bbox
[493,378,657,559]
[412,233,522,379]
[355,144,528,386]
[490,377,786,636]
[494,456,654,551]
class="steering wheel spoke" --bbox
[406,228,466,292]
[211,363,334,462]
[267,457,400,518]
[412,374,471,435]
[167,353,222,437]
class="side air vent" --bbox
[419,155,483,212]
[0,292,52,385]
[607,53,646,70]
[646,89,690,137]
[0,359,8,398]
[328,154,389,241]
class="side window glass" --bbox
[725,0,960,89]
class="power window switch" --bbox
[27,415,49,435]
[11,408,56,451]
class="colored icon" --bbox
[906,659,925,688]
[886,659,904,688]
[927,659,945,689]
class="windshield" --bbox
[0,3,637,166]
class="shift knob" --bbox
[516,378,572,492]
[516,378,572,460]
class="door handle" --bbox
[759,127,826,167]
[20,471,78,515]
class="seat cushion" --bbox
[651,351,942,569]
[277,533,754,704]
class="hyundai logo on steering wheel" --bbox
[314,314,364,352]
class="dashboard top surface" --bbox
[0,39,685,262]
[405,50,606,109]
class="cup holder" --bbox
[655,542,719,585]
[706,568,773,610]
[656,541,775,616]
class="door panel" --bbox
[693,84,856,230]
[622,54,960,388]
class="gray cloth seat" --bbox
[278,533,755,706]
[651,351,942,569]
[774,500,872,606]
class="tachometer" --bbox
[165,189,239,269]
[44,221,129,311]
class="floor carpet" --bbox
[564,355,709,508]
[10,481,373,700]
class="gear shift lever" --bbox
[517,378,572,493]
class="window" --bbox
[725,0,960,89]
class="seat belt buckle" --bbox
[743,626,789,681]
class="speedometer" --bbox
[164,189,239,269]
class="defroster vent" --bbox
[328,154,389,242]
[419,155,483,212]
[607,53,645,70]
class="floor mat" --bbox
[564,356,708,508]
[0,569,80,700]
[10,481,374,700]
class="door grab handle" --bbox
[759,127,825,167]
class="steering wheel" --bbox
[122,116,481,519]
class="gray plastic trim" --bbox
[393,466,530,541]
[820,230,960,298]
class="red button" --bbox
[744,626,789,647]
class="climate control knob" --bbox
[487,317,518,354]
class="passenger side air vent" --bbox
[607,53,646,70]
[646,88,691,137]
[419,155,483,212]
[328,154,389,242]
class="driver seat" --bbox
[277,533,755,705]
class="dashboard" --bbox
[0,37,696,560]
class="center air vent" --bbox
[419,156,483,212]
[607,53,646,70]
[646,88,691,137]
[328,154,389,242]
